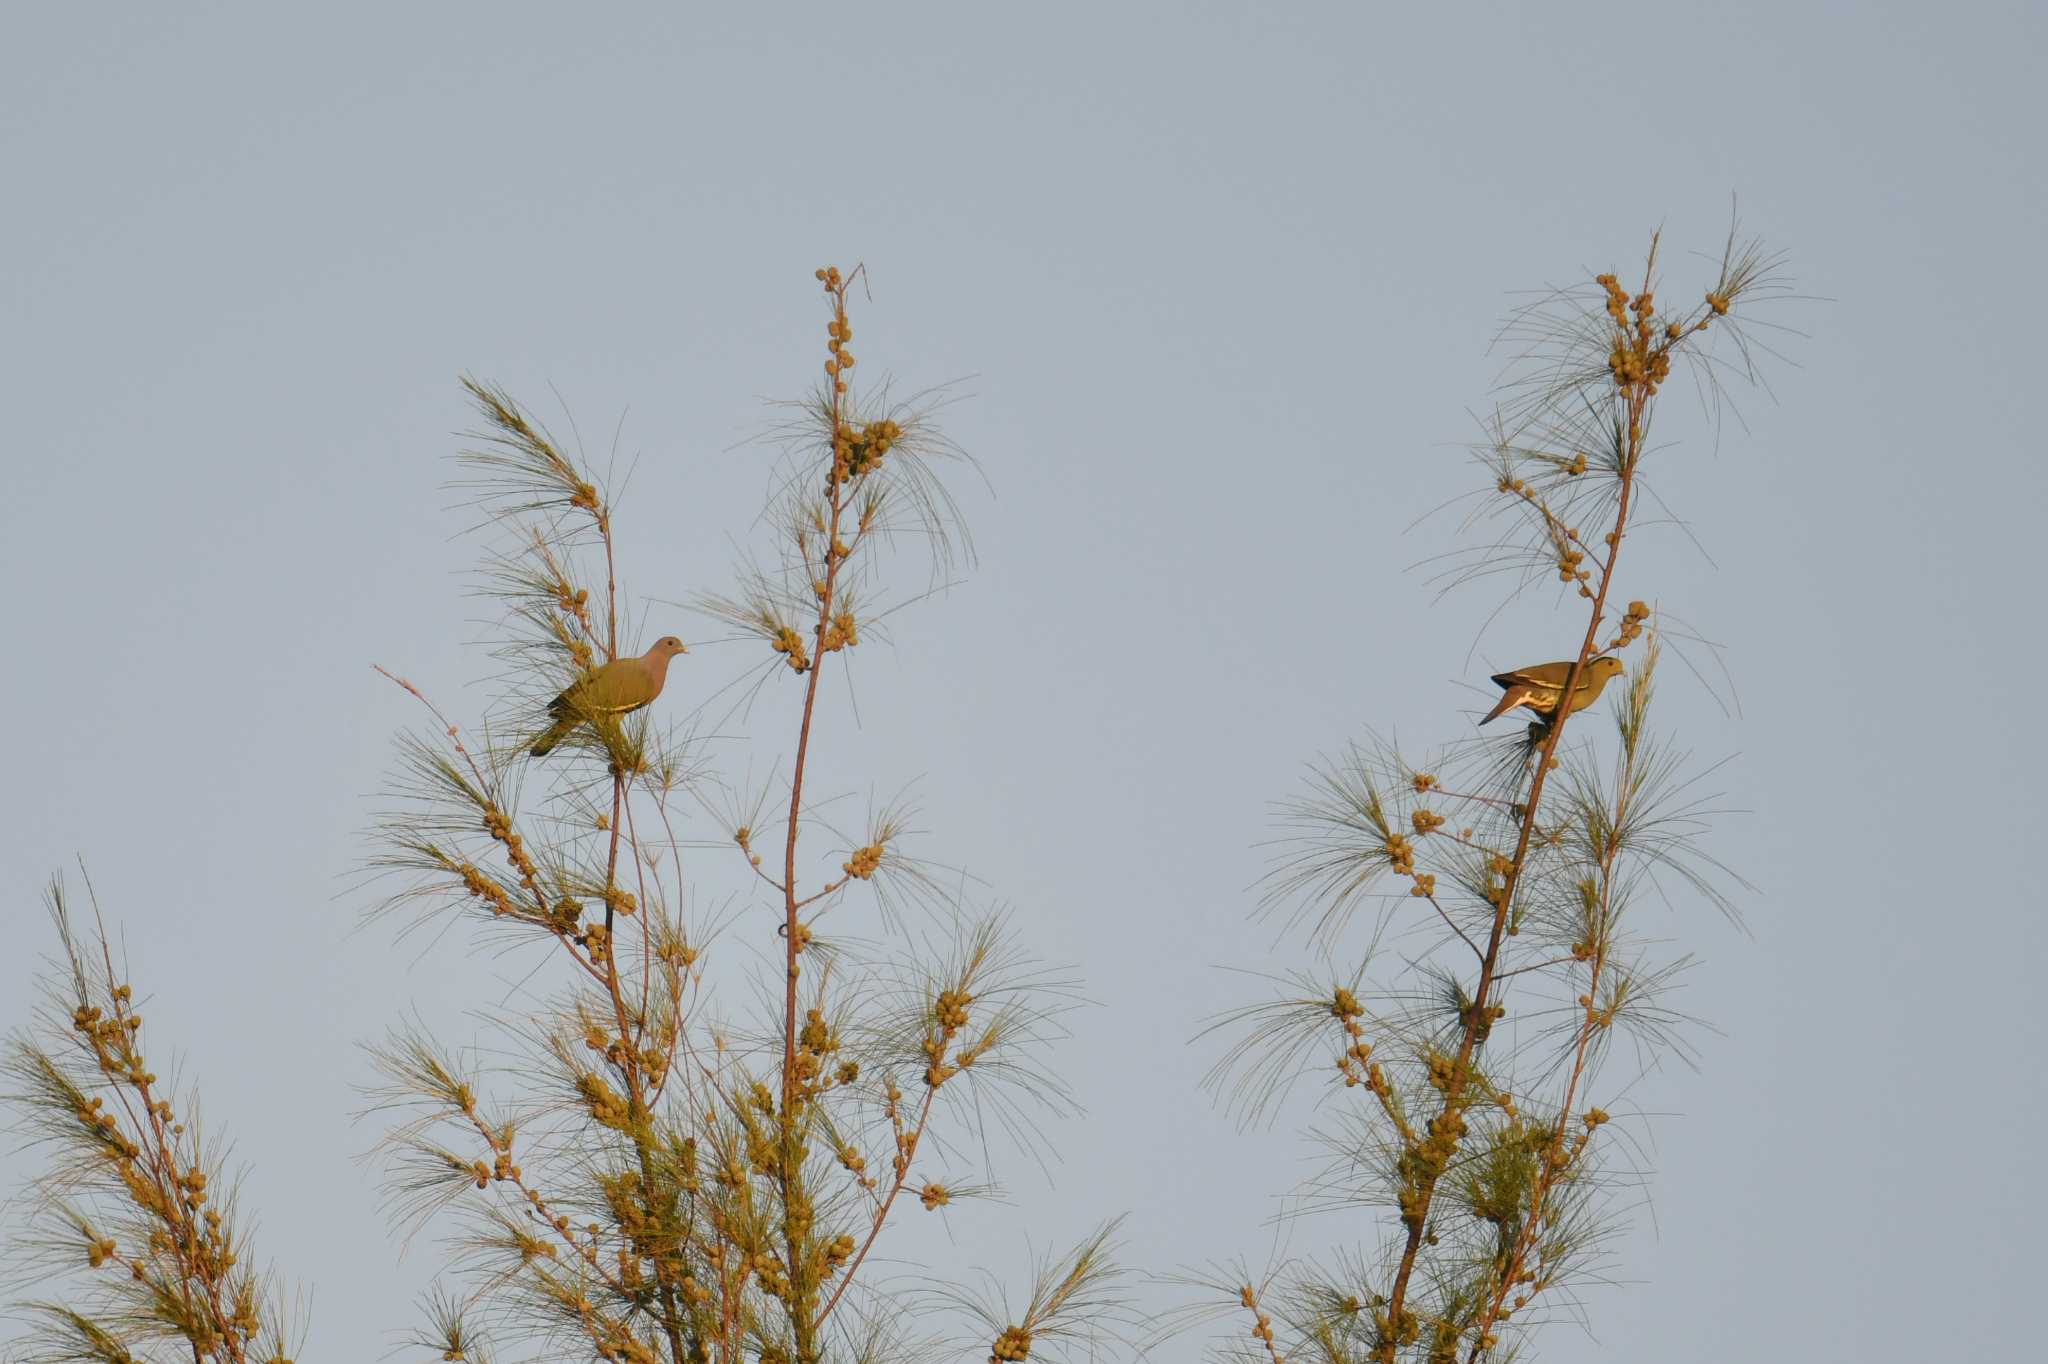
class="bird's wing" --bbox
[1480,685,1534,725]
[1494,660,1576,689]
[580,657,656,715]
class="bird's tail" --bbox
[530,716,575,757]
[1479,687,1528,726]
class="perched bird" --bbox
[1479,655,1625,726]
[530,636,688,756]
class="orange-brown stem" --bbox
[1378,366,1650,1355]
[1462,698,1644,1359]
[777,275,857,1355]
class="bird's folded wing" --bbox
[581,662,655,714]
[1496,661,1578,689]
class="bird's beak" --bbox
[677,642,690,653]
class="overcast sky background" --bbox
[4,3,2044,1360]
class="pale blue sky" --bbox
[4,3,2044,1361]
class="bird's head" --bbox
[1589,655,1624,682]
[652,635,689,657]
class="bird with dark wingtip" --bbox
[530,636,688,756]
[1479,655,1625,727]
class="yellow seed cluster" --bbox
[1397,1101,1470,1232]
[1555,545,1586,586]
[1247,1302,1280,1356]
[1607,598,1651,651]
[72,1006,146,1096]
[798,1006,840,1067]
[921,988,975,1088]
[1596,273,1630,325]
[456,861,516,917]
[1409,872,1436,899]
[831,418,901,487]
[1384,833,1416,875]
[483,808,539,892]
[990,1324,1033,1362]
[771,624,810,673]
[1425,1052,1457,1092]
[820,1232,857,1278]
[752,1248,790,1299]
[843,843,883,879]
[576,1072,633,1131]
[72,981,255,1329]
[821,609,859,653]
[1334,989,1376,1088]
[817,265,852,395]
[1410,808,1445,836]
[934,988,973,1032]
[1463,1001,1506,1041]
[555,583,592,631]
[1339,1037,1374,1088]
[1598,273,1676,394]
[920,1182,951,1210]
[837,1138,870,1183]
[1410,772,1437,793]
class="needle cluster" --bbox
[2,879,304,1364]
[1194,223,1791,1364]
[356,266,1125,1364]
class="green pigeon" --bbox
[1479,655,1625,726]
[530,636,688,756]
